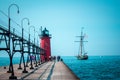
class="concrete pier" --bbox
[0,61,80,80]
[50,62,79,80]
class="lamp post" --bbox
[35,31,39,67]
[18,18,30,69]
[29,25,35,69]
[8,4,19,79]
[21,18,30,73]
[35,31,40,47]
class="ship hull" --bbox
[77,55,88,60]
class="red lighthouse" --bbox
[40,27,51,62]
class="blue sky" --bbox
[0,0,120,56]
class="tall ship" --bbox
[75,27,88,60]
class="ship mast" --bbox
[75,27,85,56]
[75,27,88,60]
[80,27,83,55]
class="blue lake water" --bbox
[0,56,120,80]
[0,57,27,66]
[62,56,120,80]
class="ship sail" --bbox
[75,27,88,60]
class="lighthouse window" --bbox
[45,31,49,35]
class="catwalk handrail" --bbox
[0,25,39,48]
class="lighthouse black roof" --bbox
[42,28,49,37]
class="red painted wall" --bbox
[40,37,51,61]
